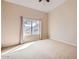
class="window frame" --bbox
[19,16,42,44]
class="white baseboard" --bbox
[50,38,77,47]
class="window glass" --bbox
[23,19,31,36]
[23,18,41,37]
[32,20,40,35]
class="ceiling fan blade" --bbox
[46,0,50,2]
[39,0,50,2]
[39,0,42,2]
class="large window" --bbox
[23,17,41,37]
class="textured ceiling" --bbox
[4,0,66,13]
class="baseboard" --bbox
[50,38,77,47]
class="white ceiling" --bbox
[4,0,66,13]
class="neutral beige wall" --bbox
[2,1,48,47]
[48,0,77,46]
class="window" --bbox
[23,17,41,37]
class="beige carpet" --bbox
[1,39,77,59]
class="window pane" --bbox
[32,20,40,35]
[23,19,31,36]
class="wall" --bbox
[2,1,48,47]
[48,0,77,46]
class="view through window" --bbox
[23,17,41,37]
